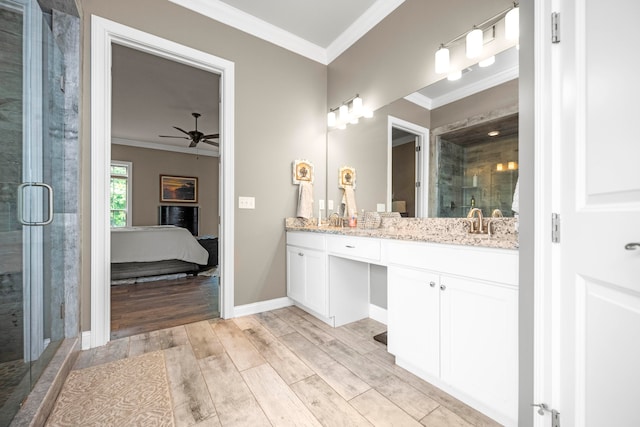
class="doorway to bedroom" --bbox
[108,42,222,339]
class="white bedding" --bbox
[111,225,208,265]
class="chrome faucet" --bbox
[467,208,484,233]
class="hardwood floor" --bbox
[71,306,502,427]
[110,275,219,340]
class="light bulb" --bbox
[447,70,462,81]
[466,28,483,58]
[339,104,349,123]
[496,163,504,171]
[363,109,373,119]
[479,56,495,67]
[435,46,450,74]
[327,111,336,127]
[505,6,519,40]
[352,95,363,116]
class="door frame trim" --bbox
[90,15,235,348]
[387,116,429,217]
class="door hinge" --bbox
[551,12,561,43]
[60,302,65,319]
[415,181,421,188]
[60,75,65,92]
[415,145,421,152]
[532,403,561,427]
[551,213,561,243]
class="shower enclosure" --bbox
[0,0,79,425]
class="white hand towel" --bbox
[511,178,519,213]
[341,186,358,218]
[297,181,314,218]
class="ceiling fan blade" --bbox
[173,126,191,136]
[202,139,219,146]
[202,133,219,140]
[159,135,189,139]
[189,140,198,148]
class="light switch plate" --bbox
[377,203,386,212]
[239,196,255,209]
[319,199,325,210]
[328,200,334,210]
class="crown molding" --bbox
[404,63,519,111]
[169,0,327,63]
[403,92,433,110]
[326,0,405,63]
[112,137,219,157]
[169,0,404,65]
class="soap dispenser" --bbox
[470,195,476,208]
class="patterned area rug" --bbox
[46,351,174,426]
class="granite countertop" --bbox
[285,217,519,250]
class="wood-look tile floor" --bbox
[69,306,502,427]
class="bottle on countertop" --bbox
[470,195,476,208]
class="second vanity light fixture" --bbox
[327,94,374,129]
[435,2,519,78]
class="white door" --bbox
[539,0,640,425]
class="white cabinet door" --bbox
[439,275,518,423]
[388,266,440,379]
[303,248,327,316]
[286,245,327,317]
[286,245,306,303]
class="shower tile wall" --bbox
[438,137,518,217]
[0,6,24,363]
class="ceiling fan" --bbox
[159,112,219,147]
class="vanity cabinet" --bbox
[386,240,518,426]
[286,232,328,317]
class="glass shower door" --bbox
[0,0,66,424]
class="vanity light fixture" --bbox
[447,70,462,81]
[466,27,483,58]
[327,94,373,129]
[508,161,518,170]
[496,163,504,171]
[434,3,519,74]
[505,3,520,41]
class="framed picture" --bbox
[292,159,314,184]
[338,166,356,189]
[160,175,198,203]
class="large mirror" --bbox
[327,46,519,218]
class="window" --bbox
[110,161,132,227]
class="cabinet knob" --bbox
[440,284,446,291]
[298,252,304,256]
[429,281,436,288]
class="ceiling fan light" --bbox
[505,6,519,40]
[466,28,483,58]
[435,46,450,74]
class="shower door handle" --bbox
[17,182,54,226]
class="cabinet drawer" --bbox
[286,231,325,250]
[326,235,380,262]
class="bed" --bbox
[110,225,212,280]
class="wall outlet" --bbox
[319,199,325,210]
[238,196,255,209]
[377,203,386,212]
[328,200,334,210]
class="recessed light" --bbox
[488,130,500,137]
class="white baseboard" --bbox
[369,304,387,325]
[81,331,92,350]
[233,297,293,317]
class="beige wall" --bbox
[79,0,327,329]
[111,145,219,236]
